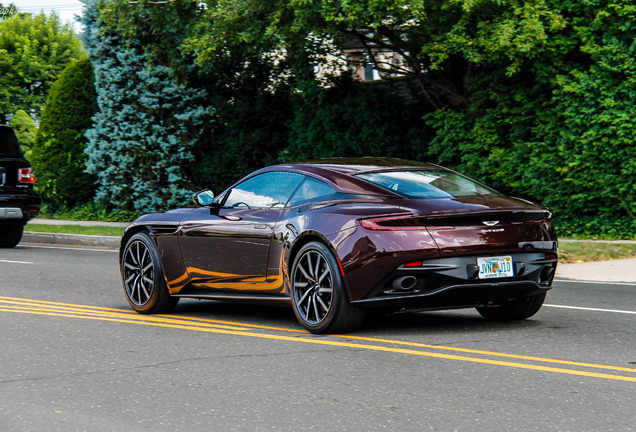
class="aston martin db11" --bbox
[119,158,558,333]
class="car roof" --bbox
[258,158,448,196]
[273,158,443,174]
[296,157,441,174]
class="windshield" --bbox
[356,170,501,199]
[0,127,22,157]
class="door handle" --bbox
[254,224,269,229]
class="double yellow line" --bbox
[1,295,635,383]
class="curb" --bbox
[30,218,129,228]
[23,232,120,249]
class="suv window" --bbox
[0,127,22,157]
[224,171,304,208]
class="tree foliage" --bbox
[90,0,293,198]
[96,0,200,72]
[424,0,636,237]
[0,10,83,118]
[82,0,212,213]
[83,0,636,237]
[285,76,430,162]
[30,57,97,209]
[188,84,293,194]
[9,109,36,154]
[183,0,565,108]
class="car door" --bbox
[179,171,304,293]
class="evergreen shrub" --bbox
[84,35,212,213]
[30,57,97,209]
[9,109,36,154]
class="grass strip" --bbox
[559,242,636,263]
[25,224,125,237]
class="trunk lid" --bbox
[401,197,554,256]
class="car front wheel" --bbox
[290,241,366,334]
[121,232,179,314]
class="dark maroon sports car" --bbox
[119,158,558,333]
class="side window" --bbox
[288,177,337,207]
[224,172,304,208]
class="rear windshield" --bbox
[356,170,501,199]
[0,127,22,157]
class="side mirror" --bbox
[193,189,216,207]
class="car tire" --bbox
[0,222,24,248]
[121,232,179,314]
[290,241,366,334]
[476,292,546,321]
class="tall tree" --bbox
[0,11,84,118]
[30,58,97,209]
[182,0,565,108]
[87,0,293,195]
[82,0,212,213]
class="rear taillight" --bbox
[18,168,35,184]
[359,215,424,230]
[522,211,552,224]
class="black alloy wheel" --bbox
[121,232,178,314]
[290,241,365,334]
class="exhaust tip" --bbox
[540,266,555,283]
[392,275,418,291]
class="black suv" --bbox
[0,124,40,247]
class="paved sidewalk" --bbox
[555,259,636,283]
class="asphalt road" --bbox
[1,244,635,431]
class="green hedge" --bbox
[423,2,636,239]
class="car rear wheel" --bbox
[121,232,179,314]
[476,292,546,321]
[290,241,366,334]
[0,222,24,248]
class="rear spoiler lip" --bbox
[357,209,552,231]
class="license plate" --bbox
[477,256,514,279]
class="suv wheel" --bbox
[0,222,24,248]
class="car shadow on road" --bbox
[172,298,298,326]
[169,298,545,335]
[360,309,544,335]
